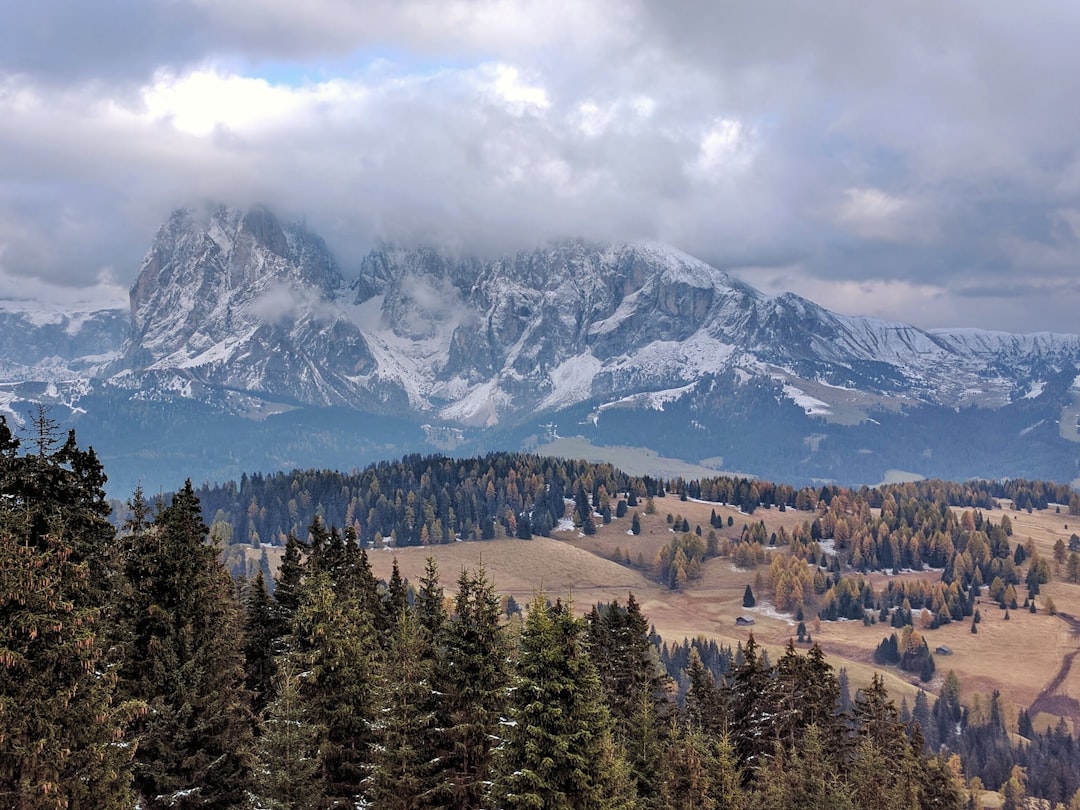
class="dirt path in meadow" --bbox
[1028,612,1080,730]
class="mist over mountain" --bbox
[1,204,1078,496]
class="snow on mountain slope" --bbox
[2,204,1079,432]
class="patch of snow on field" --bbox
[555,517,576,533]
[750,601,795,624]
[1024,381,1046,399]
[1020,420,1046,436]
[781,383,831,415]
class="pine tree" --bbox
[117,480,254,808]
[0,418,134,808]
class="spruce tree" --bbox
[660,726,719,810]
[272,531,307,635]
[253,662,324,810]
[0,418,133,808]
[411,557,451,807]
[244,571,278,714]
[684,647,726,735]
[290,567,378,806]
[729,634,772,775]
[743,584,756,608]
[432,564,509,809]
[369,609,440,809]
[385,556,409,618]
[117,480,254,808]
[492,594,632,809]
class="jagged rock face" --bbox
[121,206,379,405]
[112,207,1080,424]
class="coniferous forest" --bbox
[4,414,1080,807]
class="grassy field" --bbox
[248,493,1080,739]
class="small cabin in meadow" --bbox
[935,645,953,656]
[736,615,755,626]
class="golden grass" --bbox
[245,496,1080,734]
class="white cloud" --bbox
[1,1,1080,333]
[142,69,338,136]
[693,118,754,182]
[483,64,549,113]
[834,187,917,241]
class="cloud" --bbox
[1,1,1079,333]
[249,281,339,325]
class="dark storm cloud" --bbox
[0,1,210,85]
[0,0,1078,333]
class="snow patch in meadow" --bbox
[1023,381,1046,399]
[781,383,831,415]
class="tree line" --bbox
[3,416,971,808]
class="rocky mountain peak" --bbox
[64,204,1080,428]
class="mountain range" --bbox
[2,204,1078,497]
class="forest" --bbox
[4,414,1080,808]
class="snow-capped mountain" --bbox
[0,307,126,381]
[2,204,1078,494]
[107,206,1080,422]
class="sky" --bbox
[1,1,1079,334]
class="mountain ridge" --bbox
[1,203,1078,494]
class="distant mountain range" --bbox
[2,204,1078,496]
